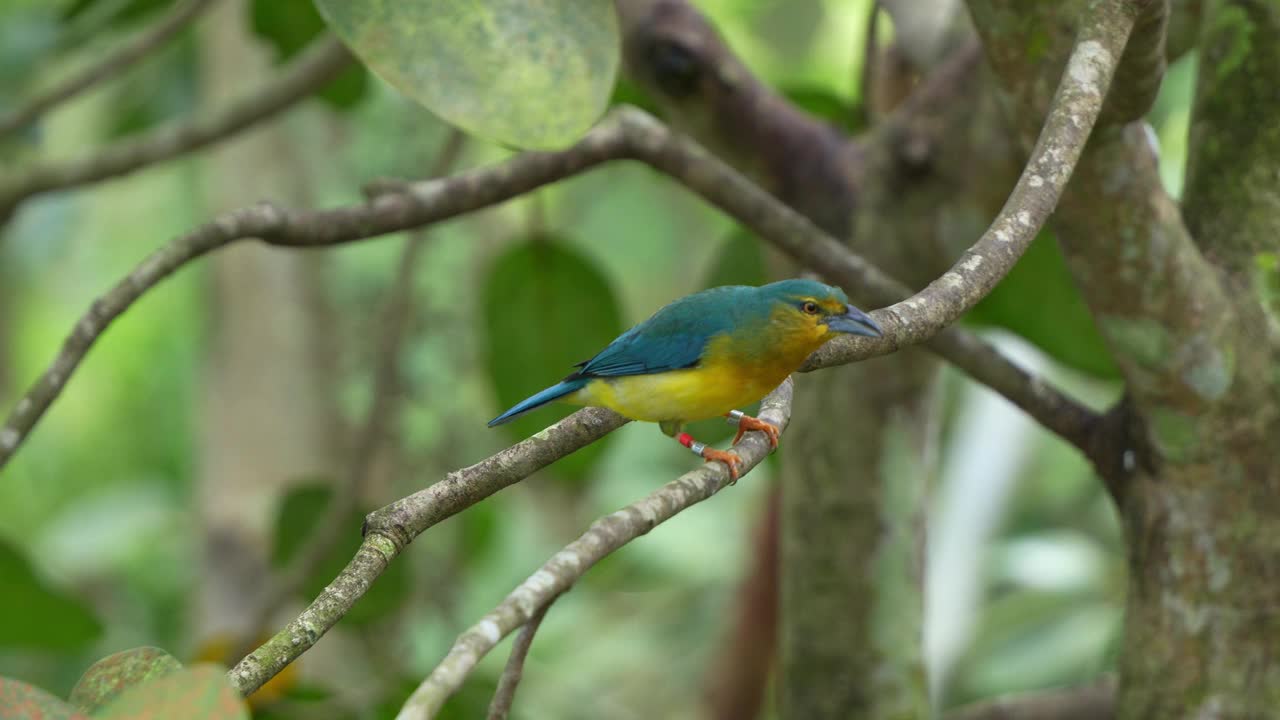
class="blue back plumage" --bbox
[487,279,846,426]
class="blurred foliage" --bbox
[68,646,182,714]
[0,676,89,719]
[249,0,368,110]
[482,236,623,486]
[93,665,246,719]
[1,657,247,719]
[0,539,102,650]
[0,0,1199,716]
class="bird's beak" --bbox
[825,304,883,337]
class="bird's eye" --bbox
[801,301,820,315]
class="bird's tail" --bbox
[487,377,587,427]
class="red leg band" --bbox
[677,432,695,449]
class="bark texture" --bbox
[969,0,1280,716]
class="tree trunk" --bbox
[967,0,1280,715]
[194,0,338,643]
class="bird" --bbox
[488,278,882,480]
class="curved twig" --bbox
[485,603,551,720]
[0,0,220,138]
[396,380,794,719]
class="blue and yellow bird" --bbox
[489,279,882,479]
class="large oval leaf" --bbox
[68,647,182,715]
[312,0,619,149]
[482,237,624,484]
[0,678,89,720]
[96,665,247,720]
[0,539,101,650]
[270,483,408,625]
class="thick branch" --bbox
[396,380,794,719]
[1183,0,1280,274]
[0,35,351,220]
[0,0,220,138]
[946,681,1115,720]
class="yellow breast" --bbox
[565,334,802,423]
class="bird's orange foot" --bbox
[676,432,743,483]
[727,410,780,449]
[700,447,742,483]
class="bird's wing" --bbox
[573,290,741,378]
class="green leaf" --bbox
[312,0,620,148]
[270,483,409,625]
[96,665,248,720]
[68,647,182,715]
[608,78,660,116]
[0,538,102,650]
[482,237,624,484]
[967,230,1120,379]
[0,677,90,719]
[250,0,367,110]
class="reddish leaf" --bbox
[0,677,90,719]
[95,665,247,720]
[68,647,182,714]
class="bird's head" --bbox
[759,279,882,346]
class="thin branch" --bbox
[946,680,1115,720]
[0,35,352,220]
[485,603,551,720]
[0,0,220,138]
[396,380,794,720]
[242,129,467,645]
[226,405,629,695]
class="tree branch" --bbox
[395,380,794,720]
[946,681,1115,720]
[0,0,220,138]
[484,603,551,720]
[226,405,629,695]
[0,34,352,221]
[0,82,1119,475]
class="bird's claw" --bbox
[731,414,780,449]
[700,447,742,484]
